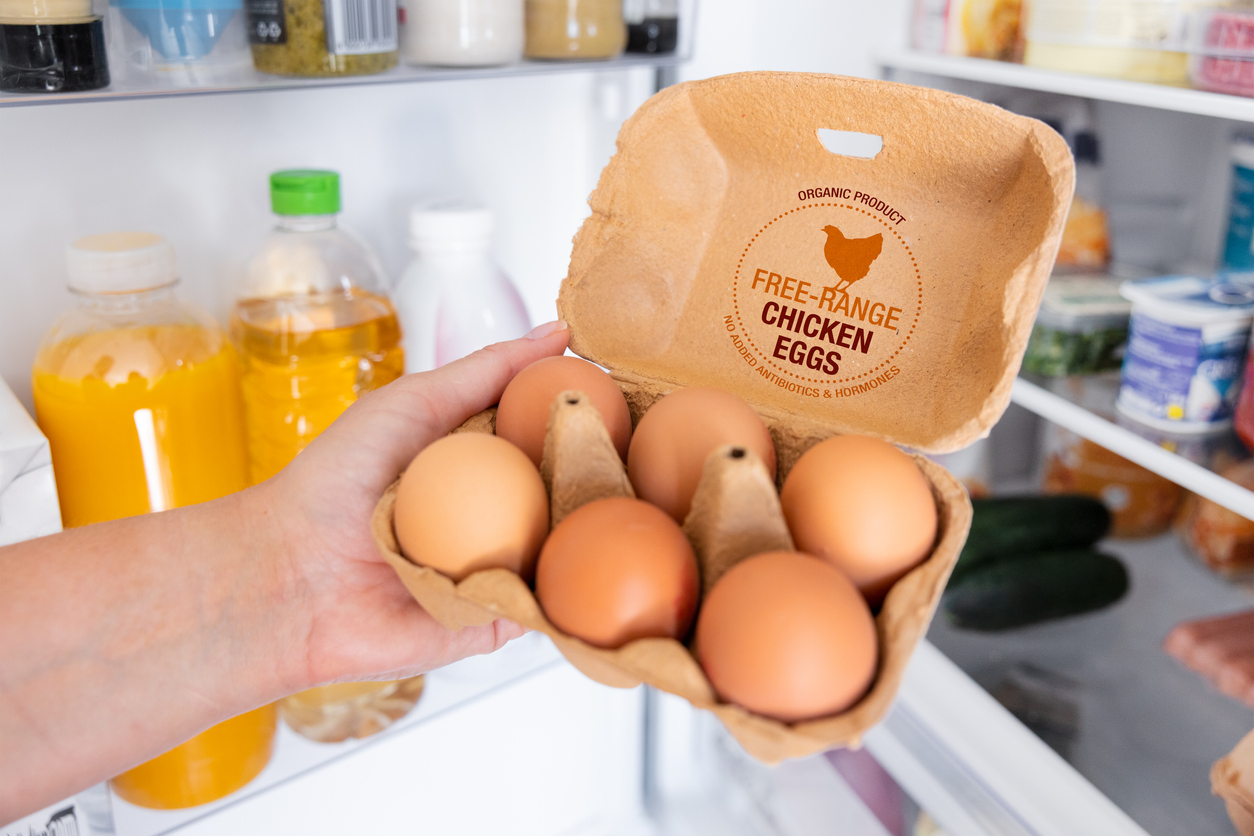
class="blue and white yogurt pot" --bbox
[1117,275,1254,433]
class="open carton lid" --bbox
[559,72,1074,453]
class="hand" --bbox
[262,321,570,691]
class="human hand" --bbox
[262,321,570,692]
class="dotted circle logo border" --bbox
[731,203,922,385]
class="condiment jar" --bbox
[524,0,623,59]
[246,0,398,76]
[394,202,531,372]
[624,0,676,54]
[403,0,521,66]
[0,0,109,92]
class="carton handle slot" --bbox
[815,129,882,160]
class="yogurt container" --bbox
[1022,276,1131,377]
[1117,275,1254,433]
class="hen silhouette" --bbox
[821,225,883,294]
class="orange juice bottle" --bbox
[233,170,420,742]
[31,232,277,808]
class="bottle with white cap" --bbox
[395,202,531,373]
[30,231,277,810]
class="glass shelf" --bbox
[0,52,686,108]
[1012,375,1254,522]
[879,50,1254,123]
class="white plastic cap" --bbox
[66,232,178,294]
[408,202,493,253]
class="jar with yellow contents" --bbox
[233,170,422,741]
[31,232,276,809]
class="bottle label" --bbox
[246,0,287,45]
[324,0,397,55]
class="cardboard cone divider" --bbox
[373,71,1073,762]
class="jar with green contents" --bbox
[246,0,396,76]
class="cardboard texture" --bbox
[540,390,635,529]
[1214,728,1254,836]
[373,71,1069,763]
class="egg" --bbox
[780,435,937,605]
[496,356,633,467]
[394,432,549,582]
[627,387,776,521]
[535,497,699,649]
[695,551,877,723]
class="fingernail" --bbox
[526,320,568,339]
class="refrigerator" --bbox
[2,1,1252,834]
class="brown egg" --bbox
[695,551,877,723]
[394,432,548,582]
[535,497,698,649]
[627,387,776,521]
[781,435,937,605]
[496,356,632,467]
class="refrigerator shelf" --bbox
[0,52,687,109]
[1010,376,1254,522]
[109,631,565,836]
[878,50,1254,123]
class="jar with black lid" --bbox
[0,0,109,92]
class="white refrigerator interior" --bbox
[3,0,1253,834]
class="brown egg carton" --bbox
[371,382,970,764]
[1213,728,1254,836]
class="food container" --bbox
[246,0,397,76]
[1021,276,1131,376]
[372,72,1073,763]
[1117,274,1254,433]
[1213,728,1254,836]
[108,0,249,83]
[623,0,676,54]
[523,0,623,59]
[403,0,522,66]
[1022,0,1197,85]
[0,0,109,92]
[1189,6,1254,97]
[0,377,61,546]
[1223,133,1254,272]
[1177,458,1254,575]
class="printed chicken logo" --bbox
[724,192,922,402]
[821,226,883,294]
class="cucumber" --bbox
[953,495,1111,581]
[943,548,1129,632]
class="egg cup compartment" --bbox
[371,383,971,764]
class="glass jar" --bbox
[623,0,675,54]
[32,232,273,809]
[232,170,422,740]
[523,0,622,59]
[246,0,397,76]
[0,0,109,92]
[403,0,521,66]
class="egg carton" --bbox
[371,386,970,764]
[373,71,1072,763]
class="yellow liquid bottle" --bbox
[236,170,422,742]
[31,232,276,809]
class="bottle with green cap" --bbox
[231,170,419,743]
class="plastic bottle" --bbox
[232,170,422,742]
[395,203,531,373]
[31,232,275,809]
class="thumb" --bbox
[352,320,570,478]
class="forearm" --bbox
[0,485,306,820]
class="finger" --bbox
[369,321,569,473]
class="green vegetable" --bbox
[1021,323,1127,376]
[954,495,1111,581]
[943,548,1129,631]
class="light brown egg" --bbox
[496,356,632,467]
[695,551,877,723]
[394,432,548,582]
[627,387,776,521]
[535,497,698,649]
[780,435,937,606]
